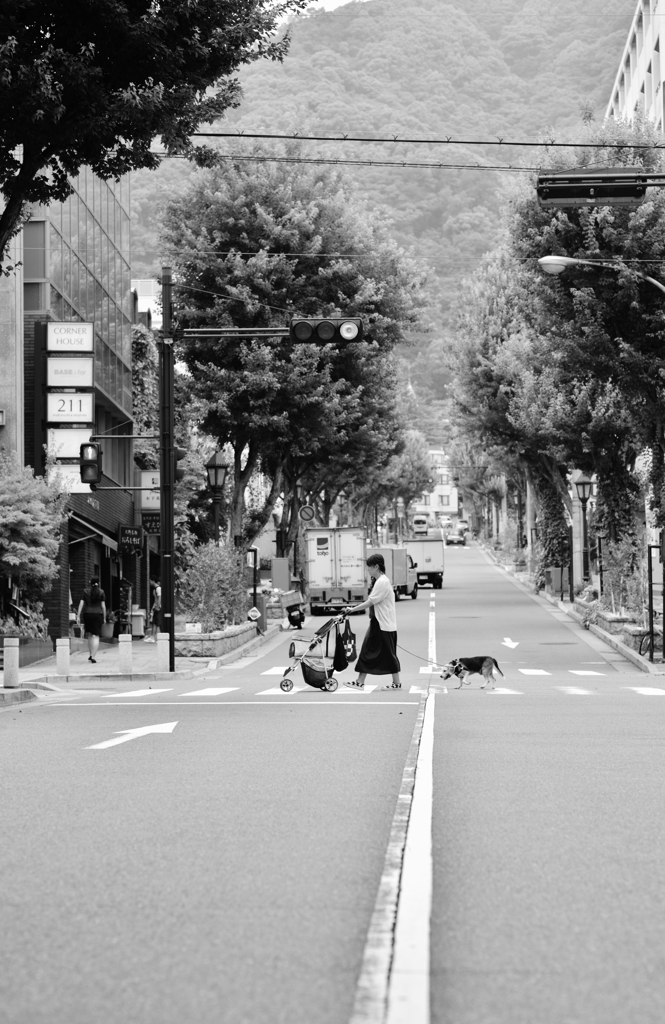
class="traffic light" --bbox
[80,442,102,489]
[174,447,187,482]
[537,167,648,209]
[289,318,364,344]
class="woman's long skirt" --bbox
[356,617,401,675]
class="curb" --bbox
[0,688,39,707]
[8,622,285,692]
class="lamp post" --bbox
[205,451,229,546]
[574,475,593,582]
[538,255,665,295]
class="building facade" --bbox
[410,449,461,526]
[3,170,142,639]
[606,1,664,125]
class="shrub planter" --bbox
[174,621,257,658]
[1,636,54,668]
[595,610,636,635]
[622,625,646,652]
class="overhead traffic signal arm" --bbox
[536,167,665,209]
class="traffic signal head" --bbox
[80,442,102,489]
[537,167,647,209]
[174,446,187,482]
[289,318,364,344]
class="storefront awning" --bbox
[68,514,118,551]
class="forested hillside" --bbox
[130,0,634,441]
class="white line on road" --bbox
[569,670,605,676]
[485,687,523,694]
[180,687,239,696]
[85,721,178,749]
[260,666,290,675]
[556,687,597,695]
[518,669,551,676]
[385,693,435,1024]
[349,692,433,1024]
[624,687,665,695]
[256,684,307,695]
[98,688,172,698]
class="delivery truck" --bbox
[404,536,445,589]
[305,527,368,614]
[367,546,418,600]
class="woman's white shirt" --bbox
[368,574,397,631]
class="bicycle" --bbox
[638,627,664,660]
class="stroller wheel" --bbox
[280,677,294,692]
[288,641,296,659]
[323,677,338,692]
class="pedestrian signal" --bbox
[289,318,363,344]
[80,442,102,489]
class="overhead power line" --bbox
[191,131,665,151]
[167,152,536,172]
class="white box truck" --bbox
[305,527,368,613]
[404,536,445,589]
[367,546,418,599]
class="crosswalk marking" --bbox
[419,666,441,675]
[625,687,665,695]
[100,688,172,698]
[256,684,307,695]
[518,669,551,676]
[260,666,290,676]
[556,687,597,695]
[569,670,605,676]
[180,687,239,696]
[338,684,378,693]
[486,687,523,694]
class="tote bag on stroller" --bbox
[342,619,357,662]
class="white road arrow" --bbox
[502,637,519,648]
[85,721,178,750]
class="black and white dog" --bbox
[440,656,505,690]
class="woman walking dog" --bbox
[343,553,401,691]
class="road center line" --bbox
[349,691,433,1024]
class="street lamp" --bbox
[574,475,593,582]
[538,255,665,295]
[205,451,229,546]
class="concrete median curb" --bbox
[0,688,39,707]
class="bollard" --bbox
[118,634,132,675]
[3,637,19,688]
[56,638,70,676]
[156,632,170,673]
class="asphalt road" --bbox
[2,544,664,1024]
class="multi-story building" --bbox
[2,169,142,639]
[410,449,460,526]
[606,1,664,126]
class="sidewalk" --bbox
[0,622,284,708]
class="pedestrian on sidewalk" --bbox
[76,577,106,664]
[144,579,161,642]
[343,553,401,691]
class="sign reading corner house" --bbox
[47,356,94,388]
[47,322,94,352]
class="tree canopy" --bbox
[0,0,307,265]
[160,151,427,546]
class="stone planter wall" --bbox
[596,611,635,635]
[174,621,257,658]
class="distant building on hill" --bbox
[409,449,460,526]
[606,1,664,126]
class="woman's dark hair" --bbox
[89,577,102,602]
[366,554,385,573]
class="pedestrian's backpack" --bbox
[341,618,357,662]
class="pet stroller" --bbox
[280,615,347,692]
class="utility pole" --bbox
[159,267,176,671]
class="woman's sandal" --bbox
[380,682,402,690]
[343,679,365,689]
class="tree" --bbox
[0,452,66,608]
[161,151,427,548]
[0,0,307,266]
